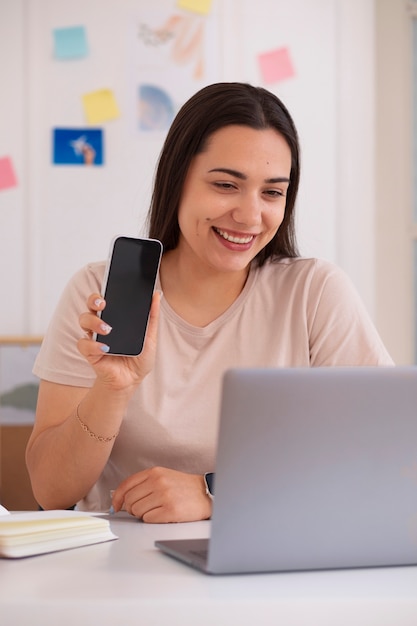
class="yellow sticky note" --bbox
[82,89,120,124]
[177,0,212,15]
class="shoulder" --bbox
[251,257,364,311]
[73,260,106,286]
[64,261,107,297]
[34,261,108,386]
[254,256,347,290]
[47,260,107,322]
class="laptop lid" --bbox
[156,367,417,574]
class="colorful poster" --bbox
[52,128,104,166]
[128,4,220,134]
[138,84,175,131]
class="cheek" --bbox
[266,204,286,230]
[177,203,209,239]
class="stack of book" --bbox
[0,509,117,558]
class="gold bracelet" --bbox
[75,404,119,443]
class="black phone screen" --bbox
[95,236,162,356]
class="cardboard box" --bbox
[0,337,41,511]
[0,425,38,511]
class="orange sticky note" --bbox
[258,47,295,84]
[0,156,18,191]
[177,0,212,15]
[82,89,120,124]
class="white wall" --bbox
[0,0,27,331]
[375,0,413,365]
[0,0,376,335]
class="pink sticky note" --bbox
[258,47,295,84]
[0,156,18,191]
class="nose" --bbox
[231,193,262,227]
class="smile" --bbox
[213,227,255,245]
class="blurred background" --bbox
[0,0,414,511]
[0,0,413,365]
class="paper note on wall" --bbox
[53,128,104,166]
[258,46,295,84]
[139,84,175,131]
[53,25,88,59]
[0,156,18,191]
[177,0,212,15]
[82,89,120,124]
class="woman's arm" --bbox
[26,292,161,509]
[26,379,133,509]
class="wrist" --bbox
[93,378,137,402]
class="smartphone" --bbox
[95,236,163,356]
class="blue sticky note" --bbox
[53,128,104,166]
[53,26,88,59]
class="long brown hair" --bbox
[147,82,300,264]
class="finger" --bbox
[123,486,156,518]
[142,504,177,524]
[87,294,106,312]
[145,292,161,344]
[79,312,112,337]
[141,487,212,524]
[77,336,110,359]
[112,470,149,512]
[131,495,163,521]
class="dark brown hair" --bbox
[147,82,300,264]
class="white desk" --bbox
[1,513,417,626]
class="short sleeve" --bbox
[306,261,394,366]
[33,262,106,386]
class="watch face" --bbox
[205,472,215,497]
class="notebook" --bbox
[155,366,417,574]
[0,510,117,558]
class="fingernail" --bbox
[109,490,115,515]
[94,298,104,307]
[100,344,110,353]
[100,323,112,334]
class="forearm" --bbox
[26,381,134,509]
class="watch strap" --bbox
[204,472,215,499]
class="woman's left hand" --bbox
[112,467,212,523]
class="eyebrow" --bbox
[208,167,290,184]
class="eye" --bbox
[264,189,286,198]
[212,181,237,191]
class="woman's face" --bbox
[176,124,292,274]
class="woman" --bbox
[26,83,393,522]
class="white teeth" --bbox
[215,228,254,244]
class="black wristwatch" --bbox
[204,472,215,499]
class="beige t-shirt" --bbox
[33,257,393,511]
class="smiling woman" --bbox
[26,83,393,524]
[169,125,291,288]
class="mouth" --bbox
[213,227,255,245]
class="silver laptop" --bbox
[155,367,417,574]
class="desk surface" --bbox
[1,513,417,626]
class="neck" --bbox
[160,250,251,327]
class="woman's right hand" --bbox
[76,291,161,392]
